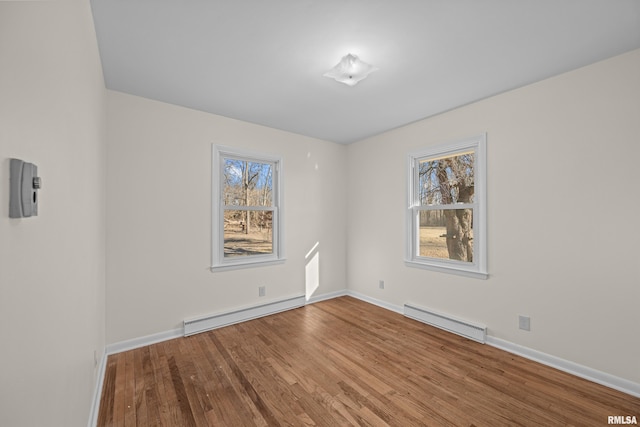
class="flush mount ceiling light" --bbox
[323,53,378,86]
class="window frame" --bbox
[405,134,488,279]
[211,145,285,271]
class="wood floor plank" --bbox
[98,297,640,426]
[132,346,148,426]
[123,350,137,427]
[196,334,267,426]
[148,343,180,426]
[98,353,117,427]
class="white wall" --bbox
[347,49,640,383]
[0,1,106,426]
[106,91,347,344]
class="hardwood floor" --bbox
[98,297,639,426]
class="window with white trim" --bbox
[405,134,487,279]
[212,145,284,271]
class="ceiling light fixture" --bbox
[323,53,378,86]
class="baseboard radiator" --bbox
[404,303,487,343]
[184,295,305,336]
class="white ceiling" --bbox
[90,0,640,144]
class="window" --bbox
[212,145,284,270]
[405,134,487,279]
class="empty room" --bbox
[1,1,639,426]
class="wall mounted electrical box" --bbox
[9,158,41,218]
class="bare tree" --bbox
[223,159,272,235]
[419,153,474,261]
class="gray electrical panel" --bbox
[9,159,41,218]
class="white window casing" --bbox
[405,134,487,279]
[211,145,285,271]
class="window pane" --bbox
[224,210,273,257]
[418,151,474,206]
[223,159,273,207]
[419,209,473,262]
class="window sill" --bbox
[404,259,488,280]
[211,258,286,272]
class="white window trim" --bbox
[211,144,285,271]
[405,134,488,279]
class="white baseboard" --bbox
[106,328,183,356]
[306,289,348,304]
[184,294,305,336]
[404,303,487,343]
[486,336,640,398]
[346,290,404,314]
[87,350,107,427]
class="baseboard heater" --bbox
[404,303,487,343]
[184,295,305,337]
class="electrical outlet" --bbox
[259,286,266,297]
[379,280,385,289]
[519,315,531,331]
